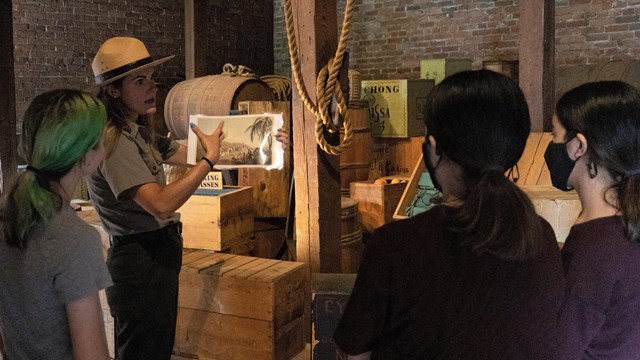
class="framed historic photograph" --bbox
[187,113,285,169]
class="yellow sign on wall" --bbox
[420,58,472,84]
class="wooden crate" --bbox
[368,136,423,180]
[237,101,292,218]
[178,186,254,251]
[350,176,409,233]
[174,250,310,360]
[392,133,581,242]
[220,236,255,256]
[251,219,287,259]
[420,58,472,84]
[360,79,435,138]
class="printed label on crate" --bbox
[194,172,229,195]
[313,293,350,360]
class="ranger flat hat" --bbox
[87,37,174,91]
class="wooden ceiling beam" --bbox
[0,0,17,193]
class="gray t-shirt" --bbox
[0,206,112,359]
[86,123,181,236]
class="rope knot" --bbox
[222,63,257,78]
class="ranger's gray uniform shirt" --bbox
[86,123,181,236]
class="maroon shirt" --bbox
[558,216,640,359]
[334,205,565,359]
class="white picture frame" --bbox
[187,113,285,170]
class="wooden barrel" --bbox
[341,197,364,273]
[340,107,373,191]
[164,74,275,139]
[555,60,640,103]
[483,60,519,84]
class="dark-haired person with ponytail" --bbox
[333,70,565,360]
[0,89,111,359]
[546,81,640,359]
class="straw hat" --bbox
[87,37,174,90]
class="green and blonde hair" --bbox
[2,89,106,248]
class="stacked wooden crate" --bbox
[177,186,254,253]
[174,250,310,360]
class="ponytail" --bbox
[3,170,62,248]
[451,169,543,260]
[617,175,640,242]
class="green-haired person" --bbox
[0,89,111,360]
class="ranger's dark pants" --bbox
[106,222,182,360]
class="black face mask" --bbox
[422,142,442,192]
[544,140,576,191]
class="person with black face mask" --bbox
[334,70,565,360]
[547,81,640,359]
[544,134,578,191]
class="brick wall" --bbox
[10,1,640,125]
[11,0,274,129]
[273,0,640,79]
[205,0,274,76]
[12,0,185,128]
[555,0,640,66]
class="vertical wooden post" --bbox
[519,0,555,132]
[0,0,17,194]
[290,0,342,273]
[185,0,208,79]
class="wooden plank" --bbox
[174,307,277,359]
[237,101,292,218]
[393,154,426,220]
[521,186,579,201]
[181,249,214,266]
[291,0,342,273]
[0,0,17,193]
[179,270,276,321]
[202,253,258,276]
[224,257,277,279]
[184,0,208,79]
[274,316,305,360]
[179,257,307,324]
[514,132,543,184]
[523,132,553,185]
[538,160,553,186]
[183,253,232,273]
[220,236,255,256]
[519,0,555,131]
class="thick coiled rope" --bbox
[261,75,292,101]
[284,0,355,155]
